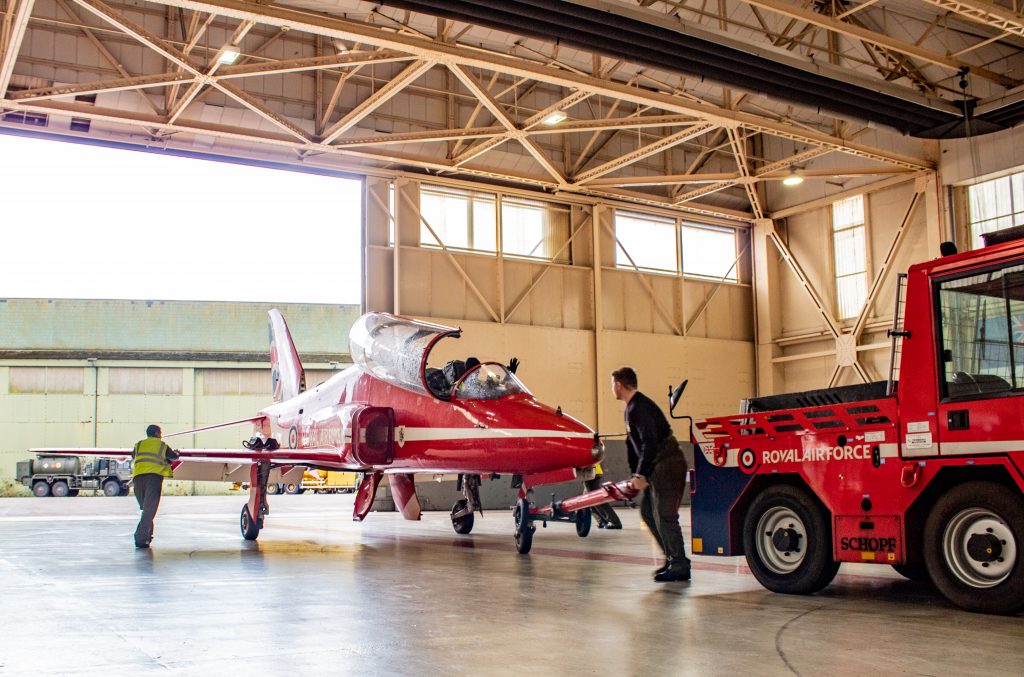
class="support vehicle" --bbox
[689,227,1024,615]
[16,455,132,497]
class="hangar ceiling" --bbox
[1,0,1022,220]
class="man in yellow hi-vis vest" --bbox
[132,424,179,548]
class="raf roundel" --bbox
[739,447,758,473]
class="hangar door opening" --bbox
[0,133,362,304]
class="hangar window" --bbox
[682,223,738,281]
[420,184,497,253]
[109,368,182,395]
[202,369,268,395]
[614,210,678,273]
[967,171,1024,250]
[832,195,868,320]
[8,367,83,394]
[501,197,570,263]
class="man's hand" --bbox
[507,357,520,374]
[166,449,180,461]
[627,474,648,491]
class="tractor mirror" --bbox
[669,380,688,413]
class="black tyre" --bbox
[267,483,280,495]
[32,482,51,497]
[103,480,122,497]
[742,485,840,595]
[285,483,303,495]
[923,481,1024,615]
[451,499,475,535]
[240,505,260,541]
[68,489,80,497]
[119,484,130,496]
[50,481,70,498]
[575,506,592,537]
[891,563,931,583]
[514,498,534,554]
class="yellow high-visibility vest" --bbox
[132,437,174,478]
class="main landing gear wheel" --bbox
[742,485,840,595]
[451,499,475,535]
[103,480,121,497]
[575,507,592,538]
[924,481,1024,615]
[514,498,535,554]
[240,505,260,541]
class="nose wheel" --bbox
[514,497,535,554]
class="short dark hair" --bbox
[146,424,161,437]
[611,366,637,389]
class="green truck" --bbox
[16,455,133,497]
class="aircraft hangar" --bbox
[2,0,1024,673]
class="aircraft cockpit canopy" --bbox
[453,363,529,400]
[349,313,461,396]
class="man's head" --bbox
[146,424,162,438]
[611,366,638,401]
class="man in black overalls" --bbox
[612,366,691,582]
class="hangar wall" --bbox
[363,176,756,441]
[0,299,357,493]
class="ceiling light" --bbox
[782,166,804,186]
[218,44,242,65]
[542,110,567,126]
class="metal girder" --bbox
[726,127,764,219]
[143,0,932,171]
[573,122,717,184]
[452,88,592,167]
[767,225,843,339]
[10,71,195,101]
[917,0,1024,39]
[321,59,435,144]
[401,187,500,323]
[449,63,565,183]
[53,0,162,114]
[0,0,35,97]
[738,0,1018,87]
[851,189,922,340]
[167,17,253,124]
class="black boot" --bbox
[654,558,691,582]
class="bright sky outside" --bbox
[0,133,362,304]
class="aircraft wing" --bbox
[27,446,348,482]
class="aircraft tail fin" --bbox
[268,309,305,403]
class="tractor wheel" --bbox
[924,481,1024,615]
[742,484,840,595]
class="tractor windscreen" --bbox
[349,312,460,395]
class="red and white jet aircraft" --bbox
[34,311,603,550]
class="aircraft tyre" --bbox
[575,507,592,537]
[514,498,534,554]
[742,485,839,595]
[924,481,1024,615]
[240,505,260,541]
[451,499,474,534]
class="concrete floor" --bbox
[0,495,1021,676]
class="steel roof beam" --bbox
[0,0,36,98]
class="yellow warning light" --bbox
[692,538,703,554]
[861,552,876,561]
